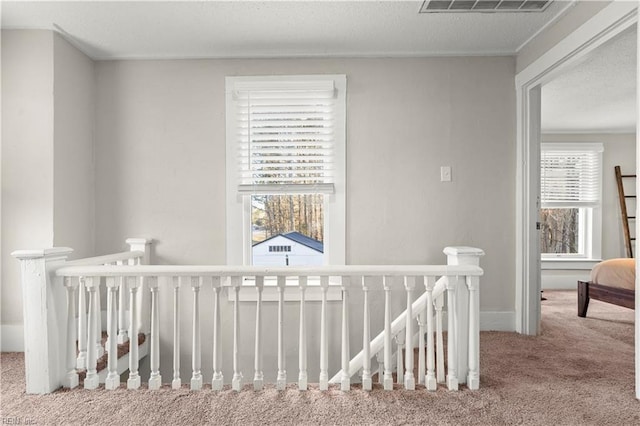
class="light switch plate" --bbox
[440,166,452,182]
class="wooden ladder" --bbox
[615,165,636,258]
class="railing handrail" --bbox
[62,250,145,267]
[55,264,483,278]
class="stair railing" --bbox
[14,243,483,394]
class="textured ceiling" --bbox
[1,0,573,59]
[2,1,635,133]
[542,25,637,134]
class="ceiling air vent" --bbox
[420,0,552,13]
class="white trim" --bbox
[1,324,25,352]
[515,0,578,53]
[225,74,346,267]
[515,1,638,336]
[541,259,600,270]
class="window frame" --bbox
[540,142,603,262]
[225,75,346,300]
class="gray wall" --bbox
[93,57,516,381]
[1,30,55,332]
[1,31,95,348]
[1,30,518,379]
[53,34,96,257]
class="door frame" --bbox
[514,2,637,334]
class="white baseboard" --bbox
[1,324,24,352]
[542,269,589,290]
[480,311,515,332]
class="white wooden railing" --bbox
[13,240,483,394]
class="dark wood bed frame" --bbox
[577,280,635,317]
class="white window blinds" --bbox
[229,78,341,195]
[540,143,604,208]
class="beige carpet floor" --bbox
[1,291,638,425]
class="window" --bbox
[225,75,346,270]
[540,143,603,260]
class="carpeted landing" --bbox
[1,290,637,425]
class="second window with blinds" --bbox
[540,142,603,261]
[225,75,346,269]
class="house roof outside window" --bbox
[253,231,323,253]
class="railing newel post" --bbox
[466,276,480,390]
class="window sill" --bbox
[541,258,602,270]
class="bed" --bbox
[577,258,636,317]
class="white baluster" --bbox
[435,292,445,384]
[127,276,141,389]
[212,277,223,390]
[118,259,133,345]
[231,276,242,391]
[395,332,404,385]
[254,277,264,391]
[76,277,87,370]
[446,277,458,391]
[383,277,393,390]
[148,277,162,390]
[425,276,437,391]
[298,276,308,391]
[84,277,99,389]
[361,276,372,391]
[191,277,203,390]
[64,277,79,389]
[105,269,112,353]
[276,276,287,390]
[319,276,329,391]
[105,277,119,390]
[95,279,104,358]
[172,277,182,389]
[404,276,415,390]
[117,260,128,344]
[418,308,426,386]
[466,276,480,390]
[340,277,350,391]
[376,351,384,385]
